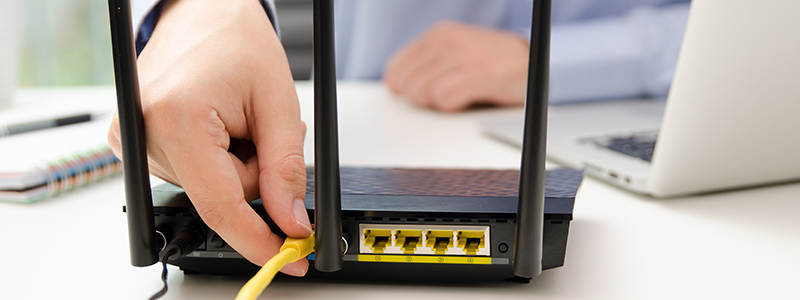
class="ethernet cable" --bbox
[235,233,316,300]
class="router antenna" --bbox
[513,0,551,278]
[108,0,158,267]
[313,0,344,272]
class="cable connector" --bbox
[235,232,316,300]
[161,225,205,261]
[149,225,205,300]
[280,232,316,263]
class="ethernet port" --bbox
[425,230,453,255]
[363,229,392,254]
[457,230,485,255]
[395,229,422,254]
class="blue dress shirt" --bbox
[132,0,690,103]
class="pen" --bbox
[0,113,94,137]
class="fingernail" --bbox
[281,267,307,277]
[293,199,312,234]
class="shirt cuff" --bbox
[134,0,279,57]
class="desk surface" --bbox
[2,82,798,299]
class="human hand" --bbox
[108,0,311,276]
[384,21,530,112]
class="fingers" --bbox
[131,0,311,274]
[281,259,310,277]
[429,68,490,112]
[399,53,461,109]
[107,111,122,160]
[384,22,482,111]
[387,56,489,112]
[158,103,286,267]
[384,21,530,112]
[301,121,307,141]
[226,138,261,200]
[384,36,437,95]
[249,69,313,240]
[228,151,262,201]
[108,109,180,186]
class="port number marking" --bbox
[406,257,412,262]
[375,256,381,261]
[438,257,444,263]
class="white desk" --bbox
[2,83,798,299]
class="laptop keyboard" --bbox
[592,131,658,162]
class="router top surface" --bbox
[305,167,581,218]
[151,167,582,220]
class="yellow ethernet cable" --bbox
[235,233,316,300]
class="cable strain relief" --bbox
[161,225,205,261]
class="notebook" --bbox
[0,96,120,203]
[481,0,800,197]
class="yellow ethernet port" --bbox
[457,230,486,255]
[363,229,392,253]
[395,229,422,254]
[426,230,454,255]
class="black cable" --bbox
[147,226,204,300]
[149,248,176,300]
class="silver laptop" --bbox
[481,0,800,197]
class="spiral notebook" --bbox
[0,100,120,203]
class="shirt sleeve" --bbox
[130,0,279,57]
[548,3,690,103]
[500,0,533,43]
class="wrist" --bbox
[138,0,275,55]
[159,0,267,28]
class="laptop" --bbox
[481,0,800,197]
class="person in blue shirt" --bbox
[112,0,690,276]
[332,0,690,110]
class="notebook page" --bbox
[0,116,114,190]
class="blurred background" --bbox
[18,0,313,88]
[19,0,112,86]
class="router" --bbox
[144,167,581,282]
[109,0,580,283]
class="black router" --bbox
[109,0,581,283]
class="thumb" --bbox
[251,83,312,239]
